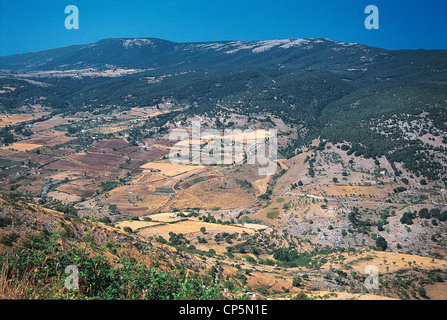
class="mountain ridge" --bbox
[0,37,387,72]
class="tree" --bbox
[376,236,388,251]
[245,256,257,264]
[197,236,207,244]
[0,128,14,145]
[417,287,427,298]
[200,226,206,234]
[223,281,235,290]
[169,232,183,245]
[418,208,430,219]
[332,177,338,183]
[292,276,302,287]
[99,217,112,224]
[292,292,311,300]
[400,212,415,225]
[308,167,315,178]
[348,207,360,226]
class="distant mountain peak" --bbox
[121,38,155,49]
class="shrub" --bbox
[292,292,311,300]
[157,236,167,244]
[99,217,112,224]
[430,208,447,221]
[400,212,415,225]
[393,186,407,194]
[292,276,302,287]
[0,233,224,300]
[0,216,12,228]
[245,256,257,264]
[205,249,216,257]
[223,281,234,290]
[169,232,183,246]
[417,287,427,298]
[0,232,20,246]
[55,205,78,216]
[418,208,430,219]
[376,236,388,251]
[123,226,133,233]
[197,236,207,244]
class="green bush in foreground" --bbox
[0,233,224,300]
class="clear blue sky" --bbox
[1,0,446,56]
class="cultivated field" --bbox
[116,220,162,230]
[1,132,75,151]
[140,161,206,177]
[0,112,50,127]
[137,220,256,239]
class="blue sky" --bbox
[1,0,446,56]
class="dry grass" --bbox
[88,123,130,134]
[307,291,396,300]
[140,162,206,177]
[137,220,255,239]
[152,144,172,150]
[148,212,187,222]
[0,112,49,128]
[0,258,62,299]
[201,129,272,142]
[0,142,43,151]
[303,185,389,199]
[0,266,34,299]
[1,132,75,151]
[276,159,289,170]
[47,191,82,203]
[115,220,162,230]
[240,223,270,231]
[333,251,447,274]
[253,174,272,196]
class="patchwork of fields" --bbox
[1,108,446,301]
